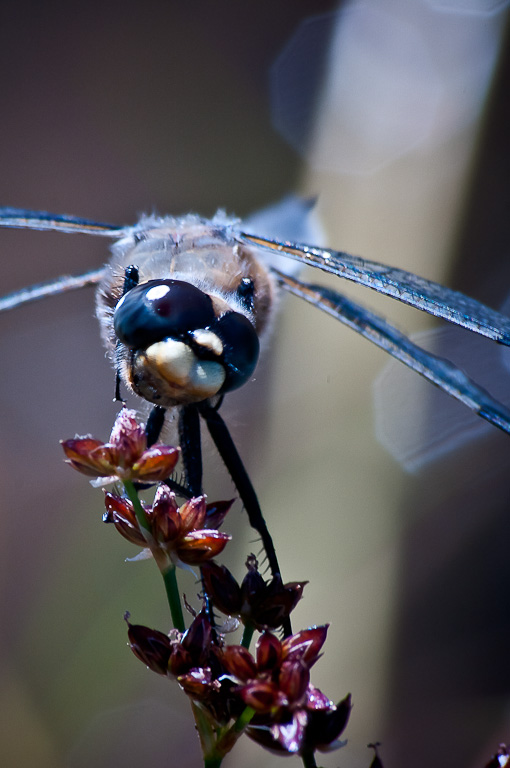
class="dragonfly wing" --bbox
[0,268,107,313]
[243,233,510,346]
[0,208,128,312]
[238,196,323,276]
[274,270,510,437]
[0,207,123,236]
[374,325,510,472]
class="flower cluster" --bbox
[127,610,243,727]
[126,612,351,756]
[222,627,351,755]
[62,407,179,485]
[104,485,232,566]
[202,554,306,631]
[63,407,356,764]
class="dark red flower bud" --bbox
[178,667,221,699]
[168,644,192,677]
[305,685,334,710]
[247,710,309,754]
[109,409,146,465]
[204,499,235,529]
[179,496,207,533]
[181,611,213,663]
[240,680,280,713]
[131,445,180,482]
[256,632,282,672]
[282,625,329,667]
[151,485,181,542]
[222,645,258,682]
[62,438,105,476]
[305,693,351,752]
[202,562,242,616]
[126,620,171,675]
[241,563,266,605]
[103,491,147,546]
[177,530,231,565]
[251,577,307,630]
[237,557,306,630]
[62,407,179,484]
[279,660,310,704]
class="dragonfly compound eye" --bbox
[113,279,216,349]
[208,311,260,393]
[113,279,259,406]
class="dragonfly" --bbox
[1,200,510,581]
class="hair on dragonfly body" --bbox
[1,199,510,578]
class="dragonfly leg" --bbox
[199,400,291,636]
[178,404,203,497]
[146,405,167,447]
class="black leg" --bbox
[135,406,192,497]
[177,404,216,621]
[199,401,291,636]
[114,370,123,403]
[198,402,282,580]
[146,405,166,447]
[178,405,203,497]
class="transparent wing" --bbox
[0,208,127,312]
[0,268,107,312]
[274,270,510,437]
[373,325,510,472]
[0,207,123,236]
[242,233,510,346]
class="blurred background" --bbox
[0,1,509,767]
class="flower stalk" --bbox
[301,750,318,768]
[241,622,255,649]
[123,478,152,536]
[161,562,185,632]
[122,478,185,630]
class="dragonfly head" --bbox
[113,278,260,407]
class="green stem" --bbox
[301,749,318,768]
[241,622,254,649]
[204,759,222,768]
[123,479,152,535]
[123,480,185,632]
[162,563,185,632]
[230,705,255,734]
[213,706,255,762]
[191,702,222,768]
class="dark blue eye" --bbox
[114,279,216,349]
[213,311,260,393]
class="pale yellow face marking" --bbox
[189,328,223,357]
[140,338,226,402]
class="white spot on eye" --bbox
[115,294,126,310]
[146,284,170,301]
